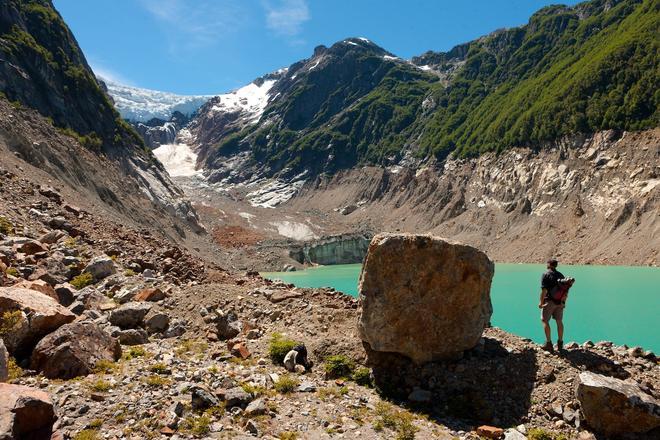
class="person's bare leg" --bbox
[556,320,564,350]
[541,319,553,350]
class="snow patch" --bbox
[210,80,276,122]
[383,55,399,61]
[418,65,432,71]
[269,221,317,240]
[153,142,200,177]
[308,59,321,71]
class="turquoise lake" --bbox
[263,263,660,353]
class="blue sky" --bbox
[53,0,580,95]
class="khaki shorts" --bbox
[542,301,564,322]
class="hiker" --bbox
[539,258,575,352]
[283,344,313,372]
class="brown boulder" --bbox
[577,371,660,435]
[134,287,165,302]
[31,321,121,379]
[0,287,75,358]
[13,279,58,300]
[0,383,56,439]
[357,233,494,363]
[16,240,48,255]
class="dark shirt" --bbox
[541,268,564,301]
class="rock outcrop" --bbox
[358,233,494,363]
[0,287,75,358]
[0,383,56,439]
[576,371,660,436]
[0,339,8,382]
[108,302,152,329]
[31,321,122,379]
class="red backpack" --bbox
[550,277,574,303]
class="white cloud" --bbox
[139,0,247,52]
[263,0,310,37]
[90,62,134,86]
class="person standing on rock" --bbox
[539,258,566,352]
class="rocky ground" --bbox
[1,144,658,440]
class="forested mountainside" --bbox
[0,0,145,155]
[193,0,658,180]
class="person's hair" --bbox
[547,258,558,267]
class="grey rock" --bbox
[108,302,152,329]
[244,398,267,416]
[223,387,253,408]
[504,429,527,440]
[83,256,116,280]
[118,328,149,345]
[296,381,316,393]
[577,371,660,435]
[191,386,219,411]
[215,310,242,340]
[69,301,85,315]
[145,312,170,334]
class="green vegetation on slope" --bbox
[418,0,659,158]
[209,0,658,177]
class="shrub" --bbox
[324,355,355,379]
[274,374,299,394]
[0,216,14,235]
[5,267,20,277]
[279,432,298,440]
[124,269,136,277]
[352,367,372,387]
[528,428,568,440]
[144,375,170,387]
[93,359,118,374]
[268,333,299,364]
[180,414,211,436]
[7,357,24,381]
[123,346,147,359]
[149,363,169,374]
[88,419,103,429]
[73,430,100,440]
[70,272,93,289]
[89,379,111,392]
[0,310,23,337]
[176,339,208,356]
[373,402,419,440]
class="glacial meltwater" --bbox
[263,263,660,352]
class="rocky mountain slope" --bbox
[0,0,203,237]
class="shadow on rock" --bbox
[366,337,537,430]
[562,349,630,379]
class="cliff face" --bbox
[289,233,372,265]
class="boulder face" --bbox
[30,321,121,379]
[576,371,660,435]
[0,287,76,358]
[357,233,494,364]
[0,383,56,439]
[0,339,8,382]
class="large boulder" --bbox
[0,383,56,439]
[576,371,660,435]
[12,279,58,300]
[0,287,75,358]
[357,233,494,363]
[215,310,242,340]
[30,321,121,379]
[108,302,152,329]
[0,339,8,382]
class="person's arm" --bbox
[539,289,546,308]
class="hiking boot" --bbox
[541,341,554,352]
[556,340,564,351]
